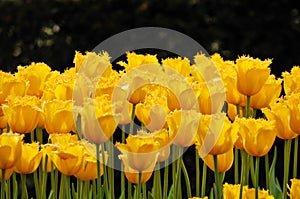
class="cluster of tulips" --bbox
[0,50,300,199]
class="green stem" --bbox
[121,125,126,198]
[1,169,6,199]
[213,155,221,199]
[264,154,270,190]
[142,184,147,199]
[128,181,132,199]
[153,165,162,199]
[246,96,251,118]
[96,144,102,199]
[234,148,239,184]
[6,177,10,199]
[174,146,182,199]
[255,157,260,199]
[101,144,109,198]
[239,150,248,199]
[181,157,191,198]
[201,163,207,197]
[107,137,114,199]
[137,172,142,199]
[130,104,136,135]
[163,160,169,199]
[283,139,292,199]
[21,174,28,199]
[195,150,200,196]
[249,156,255,187]
[293,137,298,178]
[13,172,18,199]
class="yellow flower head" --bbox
[288,178,300,199]
[236,55,271,96]
[162,56,192,77]
[286,93,300,135]
[49,133,78,145]
[43,99,75,134]
[2,95,41,133]
[0,71,28,104]
[250,75,282,109]
[16,62,52,97]
[282,66,300,95]
[167,109,199,147]
[223,183,247,199]
[0,168,13,181]
[235,117,276,157]
[262,98,298,140]
[0,105,7,129]
[117,51,158,72]
[195,113,238,156]
[0,133,23,169]
[14,142,42,174]
[202,148,234,172]
[50,142,84,176]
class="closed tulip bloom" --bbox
[41,144,60,172]
[167,109,199,147]
[236,55,271,96]
[80,95,119,144]
[162,56,192,77]
[2,95,41,133]
[0,133,23,169]
[49,133,78,145]
[235,118,276,157]
[14,142,42,174]
[50,142,84,176]
[288,178,300,199]
[245,188,274,199]
[43,99,75,134]
[286,93,300,134]
[202,148,234,172]
[0,106,7,129]
[250,75,282,109]
[195,113,238,156]
[223,183,247,199]
[224,75,245,105]
[282,66,300,95]
[262,99,298,140]
[16,62,52,97]
[227,103,242,122]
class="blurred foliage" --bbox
[0,0,300,76]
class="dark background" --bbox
[1,0,299,197]
[1,0,300,77]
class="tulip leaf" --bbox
[47,190,53,199]
[71,182,77,199]
[167,184,174,199]
[119,190,125,199]
[209,187,214,199]
[268,147,283,198]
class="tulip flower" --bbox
[288,178,300,199]
[49,133,78,145]
[286,93,300,134]
[250,75,282,109]
[167,109,199,147]
[0,168,13,181]
[43,99,75,134]
[14,142,42,174]
[79,95,119,144]
[16,62,52,97]
[282,66,300,95]
[262,99,298,140]
[195,113,238,156]
[115,134,160,184]
[50,142,84,176]
[245,188,274,199]
[0,133,23,169]
[0,106,7,129]
[235,117,276,157]
[202,148,234,172]
[223,183,247,199]
[2,95,41,133]
[162,56,192,77]
[236,55,271,96]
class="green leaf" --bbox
[268,147,283,198]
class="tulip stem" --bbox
[246,96,251,118]
[234,148,239,184]
[128,181,132,199]
[181,157,191,198]
[213,155,221,199]
[293,137,298,178]
[174,146,182,199]
[239,150,249,199]
[283,139,292,199]
[163,159,169,199]
[255,156,260,199]
[1,169,5,199]
[201,163,207,197]
[264,153,270,190]
[153,164,162,199]
[137,172,142,199]
[101,144,109,198]
[21,174,29,199]
[129,104,136,135]
[12,172,18,199]
[121,125,126,198]
[96,144,102,199]
[195,150,200,196]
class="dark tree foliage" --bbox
[0,0,300,76]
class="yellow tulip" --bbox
[16,62,52,97]
[195,113,238,156]
[282,66,300,95]
[80,95,119,144]
[235,118,276,157]
[2,95,40,133]
[50,142,84,176]
[224,75,245,105]
[288,178,300,199]
[245,188,274,199]
[43,99,75,134]
[236,55,271,96]
[117,51,158,72]
[227,103,242,122]
[286,93,300,134]
[74,154,100,181]
[167,110,199,147]
[262,99,298,140]
[223,183,247,199]
[202,148,234,172]
[250,75,282,109]
[162,56,192,77]
[49,133,78,145]
[0,168,13,181]
[41,144,59,172]
[189,197,208,199]
[0,133,23,169]
[95,67,121,97]
[0,106,7,129]
[0,71,28,104]
[193,53,220,82]
[14,142,42,174]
